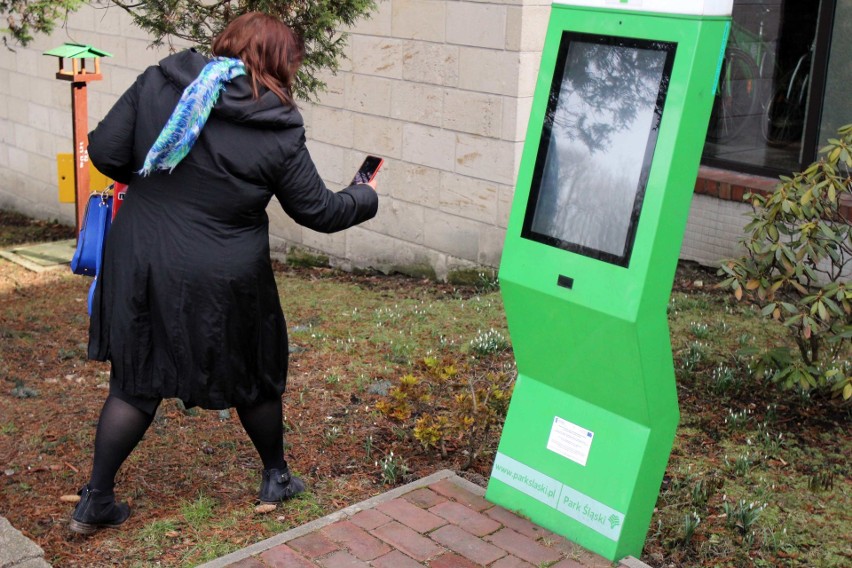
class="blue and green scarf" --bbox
[139,57,246,176]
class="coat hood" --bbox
[158,49,303,129]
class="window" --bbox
[702,0,839,176]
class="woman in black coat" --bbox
[69,12,379,534]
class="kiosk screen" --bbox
[522,33,676,266]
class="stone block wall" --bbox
[0,1,554,280]
[0,4,183,221]
[0,1,782,279]
[290,0,552,278]
[680,165,779,267]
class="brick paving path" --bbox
[199,470,649,568]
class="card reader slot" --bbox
[557,275,574,289]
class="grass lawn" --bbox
[0,212,849,567]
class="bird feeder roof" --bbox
[43,43,113,59]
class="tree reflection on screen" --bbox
[529,38,670,262]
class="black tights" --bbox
[88,395,158,493]
[87,394,287,493]
[236,397,287,471]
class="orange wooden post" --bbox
[71,81,90,233]
[43,44,112,236]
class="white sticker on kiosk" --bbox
[547,416,594,466]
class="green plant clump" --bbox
[469,328,509,357]
[718,123,852,400]
[375,356,514,470]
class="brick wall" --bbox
[681,166,776,267]
[685,165,852,273]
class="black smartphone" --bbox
[352,155,384,185]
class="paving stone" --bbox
[224,557,266,568]
[322,520,392,560]
[483,506,553,540]
[371,549,426,568]
[377,498,447,533]
[429,500,502,537]
[258,544,316,568]
[429,524,506,565]
[371,521,445,562]
[428,479,491,511]
[349,508,392,530]
[288,530,340,558]
[403,487,447,509]
[551,559,586,568]
[550,541,613,568]
[545,533,579,555]
[485,527,561,565]
[491,555,536,568]
[429,552,483,568]
[317,550,371,568]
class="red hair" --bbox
[212,12,304,106]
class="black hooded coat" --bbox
[86,49,378,409]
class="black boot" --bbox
[69,485,131,535]
[259,465,306,504]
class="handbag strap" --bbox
[94,192,110,278]
[88,191,112,316]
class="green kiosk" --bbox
[486,0,732,561]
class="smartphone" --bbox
[352,155,384,185]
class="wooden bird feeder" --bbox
[43,44,112,235]
[43,43,111,82]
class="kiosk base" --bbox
[487,375,678,561]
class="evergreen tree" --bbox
[1,0,376,100]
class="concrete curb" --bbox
[620,556,655,568]
[0,516,51,568]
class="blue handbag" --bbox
[70,189,113,315]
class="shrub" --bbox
[718,124,852,400]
